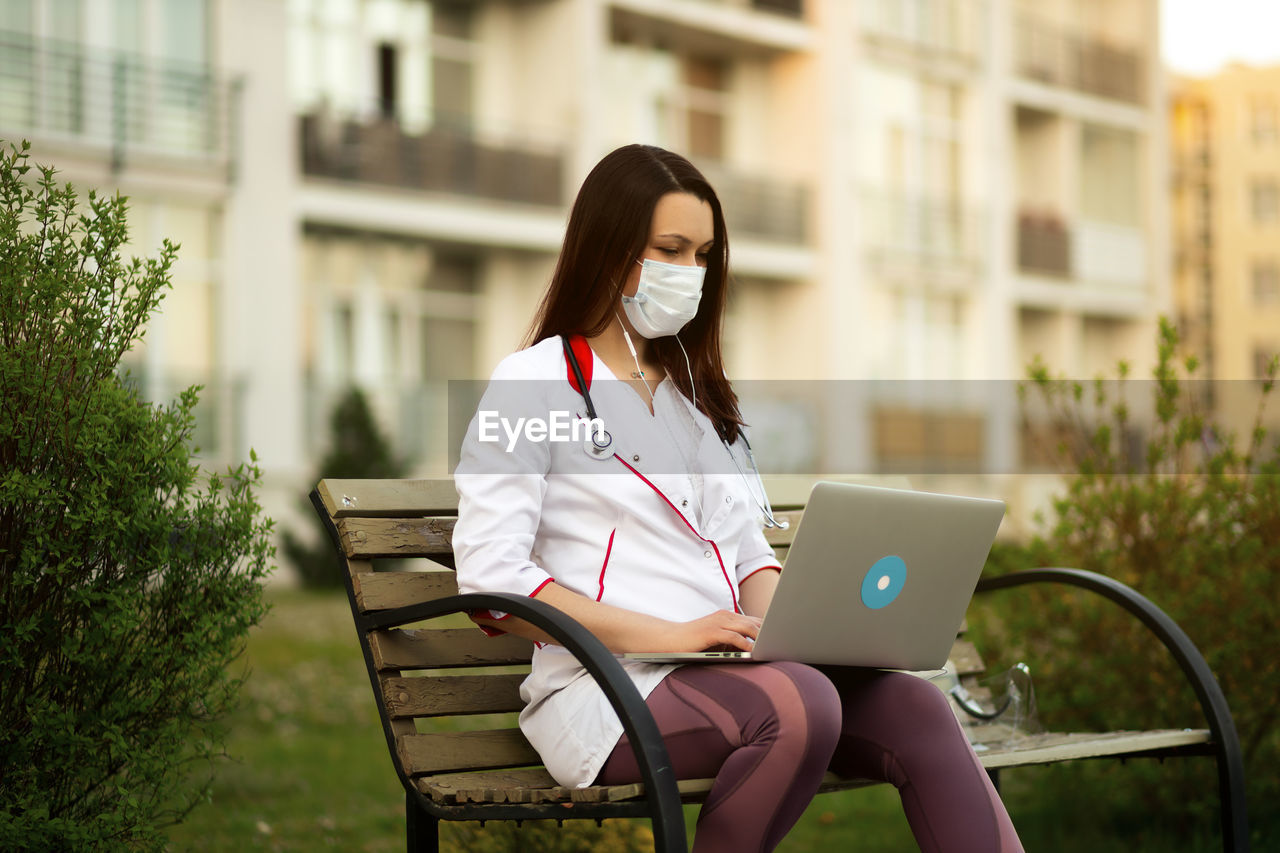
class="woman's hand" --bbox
[482,582,763,655]
[668,610,762,653]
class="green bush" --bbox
[282,386,409,588]
[0,142,274,849]
[977,317,1279,840]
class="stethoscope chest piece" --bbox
[584,429,613,459]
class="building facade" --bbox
[1172,63,1280,383]
[0,0,1169,556]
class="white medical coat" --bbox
[453,336,781,787]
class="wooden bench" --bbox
[310,477,1249,852]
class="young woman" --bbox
[453,144,1023,853]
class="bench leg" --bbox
[1216,745,1249,853]
[406,791,439,853]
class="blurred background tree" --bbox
[979,317,1278,846]
[0,142,275,850]
[283,386,409,588]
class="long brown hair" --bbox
[526,144,744,442]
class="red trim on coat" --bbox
[564,333,593,394]
[596,528,617,601]
[740,565,782,584]
[708,541,737,612]
[472,577,555,637]
[612,455,741,614]
[471,608,512,637]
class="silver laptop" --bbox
[624,481,1005,671]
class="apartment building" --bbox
[0,0,298,477]
[1172,64,1280,383]
[0,0,1168,546]
[1169,63,1280,453]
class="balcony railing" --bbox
[749,0,804,16]
[685,0,805,17]
[873,405,985,475]
[0,30,236,171]
[860,189,983,271]
[1074,220,1146,289]
[120,367,246,464]
[696,161,809,244]
[298,111,564,207]
[859,0,982,62]
[1014,15,1144,104]
[304,377,455,472]
[1016,209,1071,277]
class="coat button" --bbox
[725,496,733,504]
[704,550,713,558]
[681,499,689,507]
[632,454,640,462]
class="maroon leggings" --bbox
[596,662,1023,853]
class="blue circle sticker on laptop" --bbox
[861,555,906,609]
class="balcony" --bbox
[298,111,564,208]
[1016,209,1071,277]
[873,405,985,475]
[1074,220,1146,290]
[0,30,236,172]
[1014,15,1144,105]
[859,0,982,64]
[860,189,983,274]
[696,161,809,244]
[610,0,811,55]
[672,0,803,18]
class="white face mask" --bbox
[621,258,705,339]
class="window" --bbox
[683,56,729,160]
[861,65,966,256]
[1251,180,1280,224]
[159,0,206,63]
[1082,125,1140,226]
[1251,97,1278,146]
[377,42,398,119]
[306,233,479,466]
[0,0,33,32]
[431,1,474,123]
[1254,261,1280,305]
[288,0,472,130]
[1255,347,1278,380]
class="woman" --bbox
[453,144,1023,853]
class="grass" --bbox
[165,588,1240,851]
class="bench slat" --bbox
[353,570,459,612]
[382,674,526,717]
[337,517,456,558]
[319,478,459,518]
[372,627,533,670]
[418,768,558,803]
[419,769,619,804]
[970,728,1213,768]
[398,729,541,776]
[415,729,1215,806]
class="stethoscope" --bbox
[561,336,789,529]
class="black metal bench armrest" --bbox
[363,592,687,853]
[975,567,1249,852]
